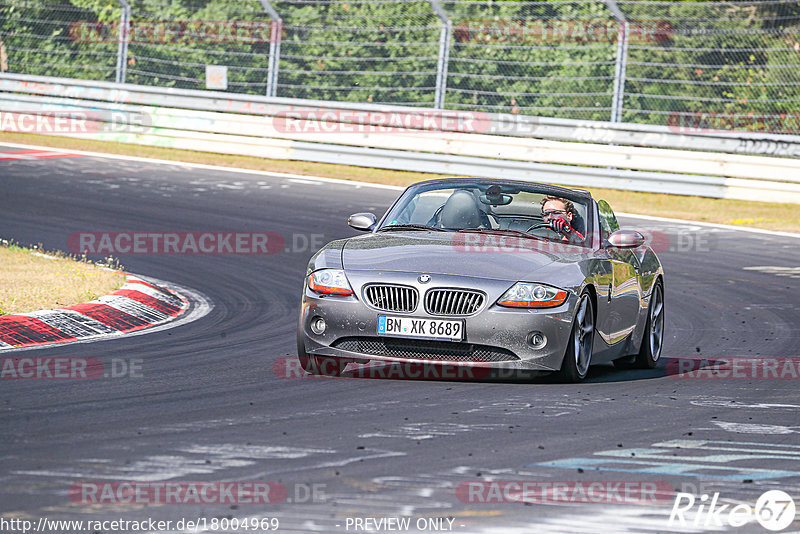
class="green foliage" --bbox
[0,0,118,80]
[69,0,117,22]
[0,0,797,130]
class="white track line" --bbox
[616,212,800,239]
[0,141,401,190]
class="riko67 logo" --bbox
[669,490,796,531]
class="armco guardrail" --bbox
[2,74,800,203]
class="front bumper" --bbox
[298,271,578,372]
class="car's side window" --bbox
[597,200,620,243]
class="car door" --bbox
[596,200,642,346]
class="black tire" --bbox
[557,292,595,383]
[635,280,665,369]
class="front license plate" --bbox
[377,315,464,341]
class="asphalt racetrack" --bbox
[1,145,799,533]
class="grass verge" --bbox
[2,132,799,233]
[0,240,125,315]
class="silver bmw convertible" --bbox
[297,178,665,382]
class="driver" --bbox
[540,196,585,243]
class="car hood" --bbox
[341,231,564,281]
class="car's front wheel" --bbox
[557,292,594,382]
[635,280,664,369]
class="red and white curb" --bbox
[0,274,209,351]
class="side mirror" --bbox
[608,229,645,248]
[348,212,377,231]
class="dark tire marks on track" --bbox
[1,147,800,533]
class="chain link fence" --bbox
[1,0,799,132]
[277,0,441,105]
[446,1,619,117]
[122,1,274,92]
[621,0,800,130]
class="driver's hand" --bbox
[550,218,572,235]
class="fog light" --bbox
[310,316,326,335]
[528,332,546,348]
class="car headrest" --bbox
[440,190,484,229]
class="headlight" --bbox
[308,269,353,296]
[497,282,568,308]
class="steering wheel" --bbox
[527,223,552,232]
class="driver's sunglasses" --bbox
[542,209,568,217]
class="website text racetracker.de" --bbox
[1,357,143,380]
[67,232,328,255]
[1,517,279,533]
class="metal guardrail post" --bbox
[611,21,629,123]
[257,0,282,98]
[115,0,131,84]
[605,0,628,123]
[428,0,451,109]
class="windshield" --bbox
[379,181,592,247]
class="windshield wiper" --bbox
[457,228,543,240]
[377,224,450,232]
